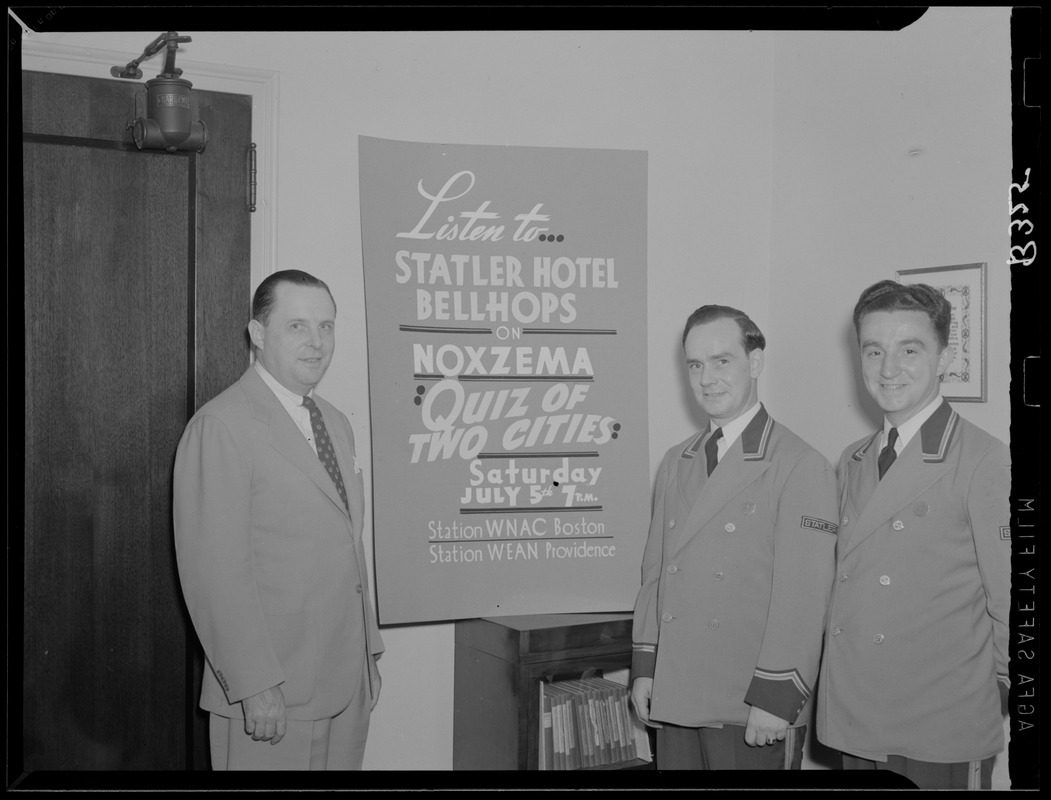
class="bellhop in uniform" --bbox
[817,280,1010,790]
[174,271,383,770]
[631,306,838,770]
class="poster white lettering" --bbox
[359,136,649,623]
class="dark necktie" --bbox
[705,427,724,477]
[878,427,899,480]
[302,395,350,514]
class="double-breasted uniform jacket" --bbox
[816,400,1010,762]
[174,366,384,722]
[631,405,838,728]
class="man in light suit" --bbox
[631,305,838,770]
[817,280,1010,789]
[174,270,383,770]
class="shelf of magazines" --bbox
[538,675,653,770]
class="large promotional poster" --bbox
[359,136,649,624]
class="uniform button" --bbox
[892,520,905,531]
[879,575,891,586]
[842,515,849,526]
[355,584,363,594]
[873,634,885,644]
[669,519,676,528]
[708,619,719,630]
[725,523,736,533]
[662,613,673,623]
[714,571,724,580]
[667,565,679,574]
[743,501,756,514]
[912,501,930,517]
[831,627,842,636]
[839,573,848,582]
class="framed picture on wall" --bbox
[896,262,987,402]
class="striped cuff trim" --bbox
[754,668,811,700]
[631,645,656,681]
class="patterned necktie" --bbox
[705,427,724,477]
[878,427,899,480]
[302,395,350,514]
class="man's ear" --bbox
[248,319,265,351]
[937,344,953,378]
[749,347,765,380]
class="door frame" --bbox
[21,39,278,290]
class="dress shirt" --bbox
[254,360,317,455]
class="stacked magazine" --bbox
[538,676,653,770]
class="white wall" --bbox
[24,11,1011,777]
[768,8,1012,460]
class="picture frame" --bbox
[896,262,987,402]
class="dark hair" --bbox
[251,270,336,325]
[852,279,951,349]
[682,305,766,353]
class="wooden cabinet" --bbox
[454,613,651,770]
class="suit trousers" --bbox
[656,722,805,770]
[210,674,371,770]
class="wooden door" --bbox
[20,70,251,772]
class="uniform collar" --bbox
[918,399,958,462]
[681,403,772,462]
[851,398,957,462]
[740,403,773,460]
[712,401,762,452]
[883,394,942,451]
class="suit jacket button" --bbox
[713,571,724,580]
[879,575,891,586]
[831,627,842,636]
[841,515,849,526]
[724,522,736,533]
[892,520,905,531]
[873,634,885,644]
[667,565,679,574]
[839,573,848,582]
[708,619,719,630]
[912,501,930,517]
[668,519,676,529]
[355,584,363,594]
[743,501,756,514]
[662,613,674,623]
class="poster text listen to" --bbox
[359,136,649,624]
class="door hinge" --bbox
[248,142,257,212]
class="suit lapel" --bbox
[838,432,880,551]
[672,405,774,558]
[675,430,709,511]
[841,401,958,557]
[241,368,351,521]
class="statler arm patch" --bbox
[801,516,839,536]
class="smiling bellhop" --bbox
[816,399,1011,764]
[631,405,838,732]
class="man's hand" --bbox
[242,685,287,745]
[744,705,788,747]
[630,677,663,729]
